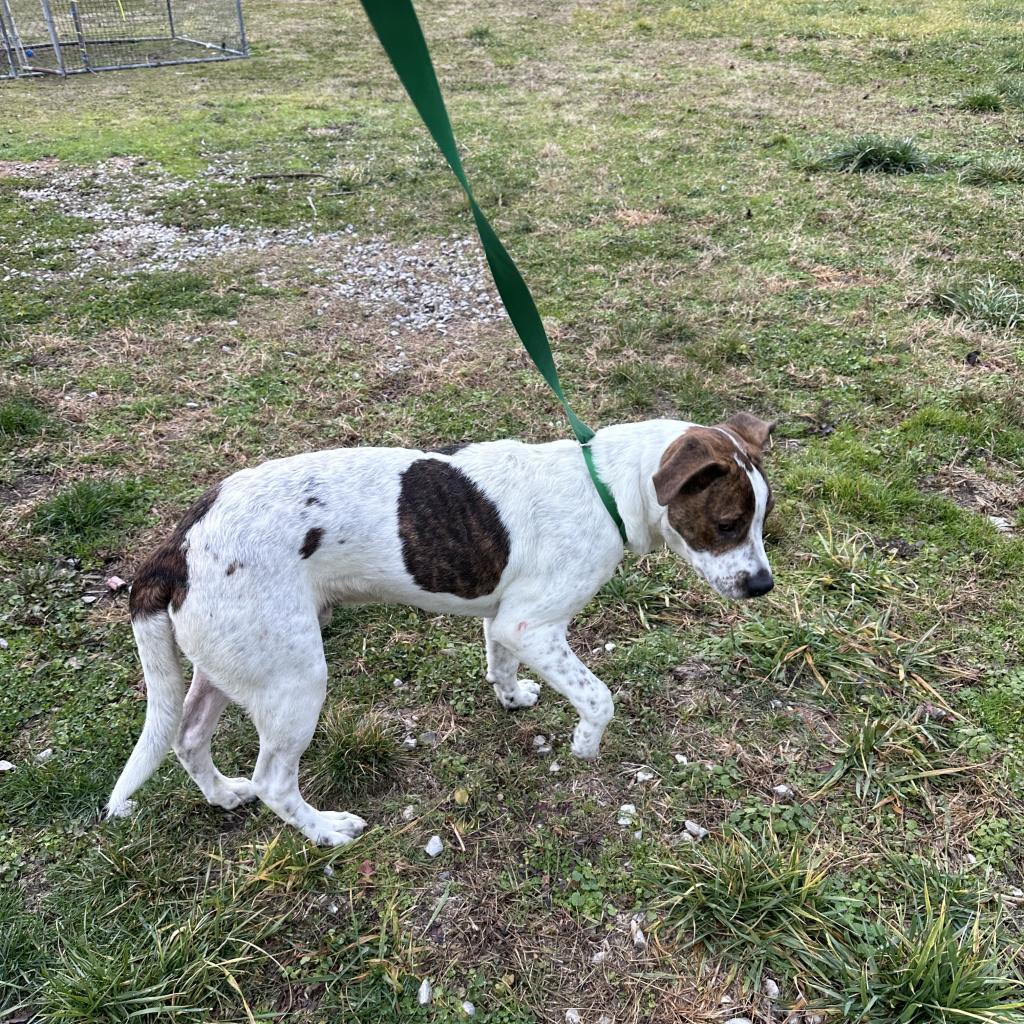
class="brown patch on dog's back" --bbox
[398,459,510,599]
[129,485,220,619]
[300,527,324,559]
[654,430,756,554]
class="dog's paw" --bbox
[104,798,138,819]
[210,776,257,811]
[493,678,541,710]
[303,810,367,847]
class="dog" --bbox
[106,413,775,845]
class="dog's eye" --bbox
[718,520,739,534]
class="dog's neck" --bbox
[587,419,698,555]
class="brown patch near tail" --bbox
[129,485,220,619]
[300,527,324,559]
[398,459,510,599]
[653,428,757,554]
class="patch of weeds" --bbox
[960,158,1024,185]
[654,832,848,984]
[812,716,945,804]
[809,525,910,605]
[32,478,151,551]
[961,670,1024,741]
[968,814,1016,867]
[307,706,408,799]
[957,92,1004,113]
[0,395,49,439]
[728,600,944,698]
[811,898,1024,1023]
[803,136,931,175]
[466,25,493,44]
[726,797,815,840]
[0,885,44,1013]
[934,277,1024,330]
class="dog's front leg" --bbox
[483,617,541,710]
[491,618,614,759]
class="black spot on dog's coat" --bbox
[398,459,509,599]
[129,485,220,619]
[305,495,324,507]
[433,442,470,456]
[300,527,324,559]
[225,561,241,576]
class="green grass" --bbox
[957,91,1004,112]
[804,136,932,175]
[3,0,1024,1018]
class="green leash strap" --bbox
[359,0,628,544]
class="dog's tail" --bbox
[106,609,187,818]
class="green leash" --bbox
[359,0,628,544]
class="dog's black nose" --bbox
[744,568,774,598]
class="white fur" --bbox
[107,419,772,845]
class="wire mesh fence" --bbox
[1,0,247,77]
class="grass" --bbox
[804,136,932,175]
[934,278,1024,330]
[958,92,1005,113]
[2,0,1024,1019]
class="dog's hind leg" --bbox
[245,632,366,846]
[483,617,541,710]
[174,668,256,810]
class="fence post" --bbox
[38,0,67,75]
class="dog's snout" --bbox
[743,568,774,598]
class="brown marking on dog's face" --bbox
[398,459,510,599]
[717,412,775,465]
[300,527,324,559]
[653,429,758,554]
[129,484,220,619]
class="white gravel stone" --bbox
[401,736,417,751]
[684,820,708,840]
[629,917,647,949]
[635,767,655,782]
[401,805,416,821]
[772,784,795,800]
[0,760,14,772]
[35,748,54,764]
[764,978,780,999]
[323,864,335,878]
[565,1010,583,1024]
[418,978,433,1005]
[674,753,688,764]
[549,761,561,774]
[424,835,444,858]
[604,642,616,652]
[724,1018,753,1024]
[617,803,637,826]
[462,1001,476,1016]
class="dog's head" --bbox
[652,413,775,600]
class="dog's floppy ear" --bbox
[721,412,776,453]
[653,431,731,506]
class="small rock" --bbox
[629,917,647,949]
[679,831,695,843]
[425,835,444,858]
[418,978,433,1005]
[720,996,732,1005]
[0,760,14,772]
[221,345,232,353]
[549,761,561,774]
[35,748,54,764]
[635,767,655,782]
[617,803,637,826]
[533,734,553,754]
[764,978,780,999]
[597,1015,613,1024]
[82,595,97,604]
[966,853,978,866]
[674,753,688,764]
[418,730,438,746]
[327,902,339,913]
[604,642,616,652]
[724,1018,752,1024]
[401,736,417,751]
[772,784,795,800]
[392,677,406,689]
[684,820,708,840]
[105,575,127,592]
[0,637,8,649]
[565,1011,583,1024]
[988,515,1013,534]
[1009,887,1023,898]
[401,805,416,822]
[323,864,335,878]
[805,1016,824,1024]
[462,1001,476,1016]
[591,946,608,965]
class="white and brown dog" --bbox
[107,413,775,845]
